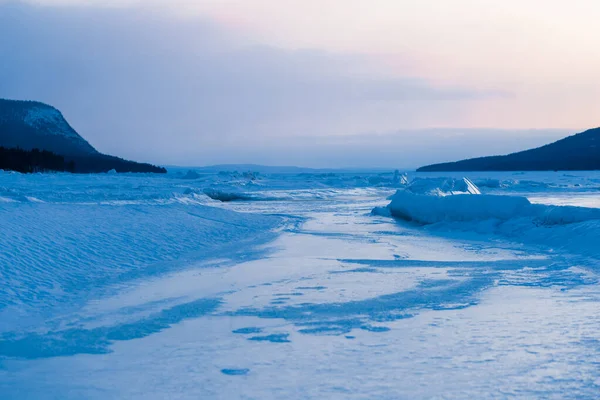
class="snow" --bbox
[379,176,600,260]
[23,106,80,139]
[1,170,600,398]
[202,188,259,202]
[382,190,532,223]
[0,173,283,329]
[402,177,481,196]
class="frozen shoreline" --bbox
[1,170,600,398]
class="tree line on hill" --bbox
[0,146,74,173]
[418,127,600,172]
[0,146,167,174]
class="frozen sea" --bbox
[1,169,600,399]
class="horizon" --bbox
[1,94,584,169]
[1,1,599,167]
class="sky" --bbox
[1,0,598,167]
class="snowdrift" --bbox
[375,178,600,258]
[203,188,257,202]
[202,188,282,202]
[379,177,600,226]
[384,190,532,224]
[0,181,283,323]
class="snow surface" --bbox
[1,169,600,398]
[24,106,80,139]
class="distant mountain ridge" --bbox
[418,127,600,172]
[0,99,165,173]
[183,164,394,174]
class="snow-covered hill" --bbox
[0,99,98,156]
[0,99,165,173]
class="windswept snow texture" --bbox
[1,169,600,399]
[0,171,283,330]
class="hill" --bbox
[418,127,600,172]
[0,99,166,173]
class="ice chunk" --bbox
[382,177,600,226]
[392,170,409,186]
[473,178,502,188]
[463,178,481,195]
[181,170,201,180]
[386,190,531,224]
[405,177,480,196]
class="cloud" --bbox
[0,2,508,166]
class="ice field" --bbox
[1,169,600,399]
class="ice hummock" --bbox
[404,177,481,196]
[203,188,256,202]
[379,177,600,226]
[392,170,409,186]
[374,176,600,259]
[377,178,530,224]
[181,170,201,180]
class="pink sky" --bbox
[2,0,598,166]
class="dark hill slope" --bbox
[0,99,97,156]
[418,127,600,172]
[0,99,165,173]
